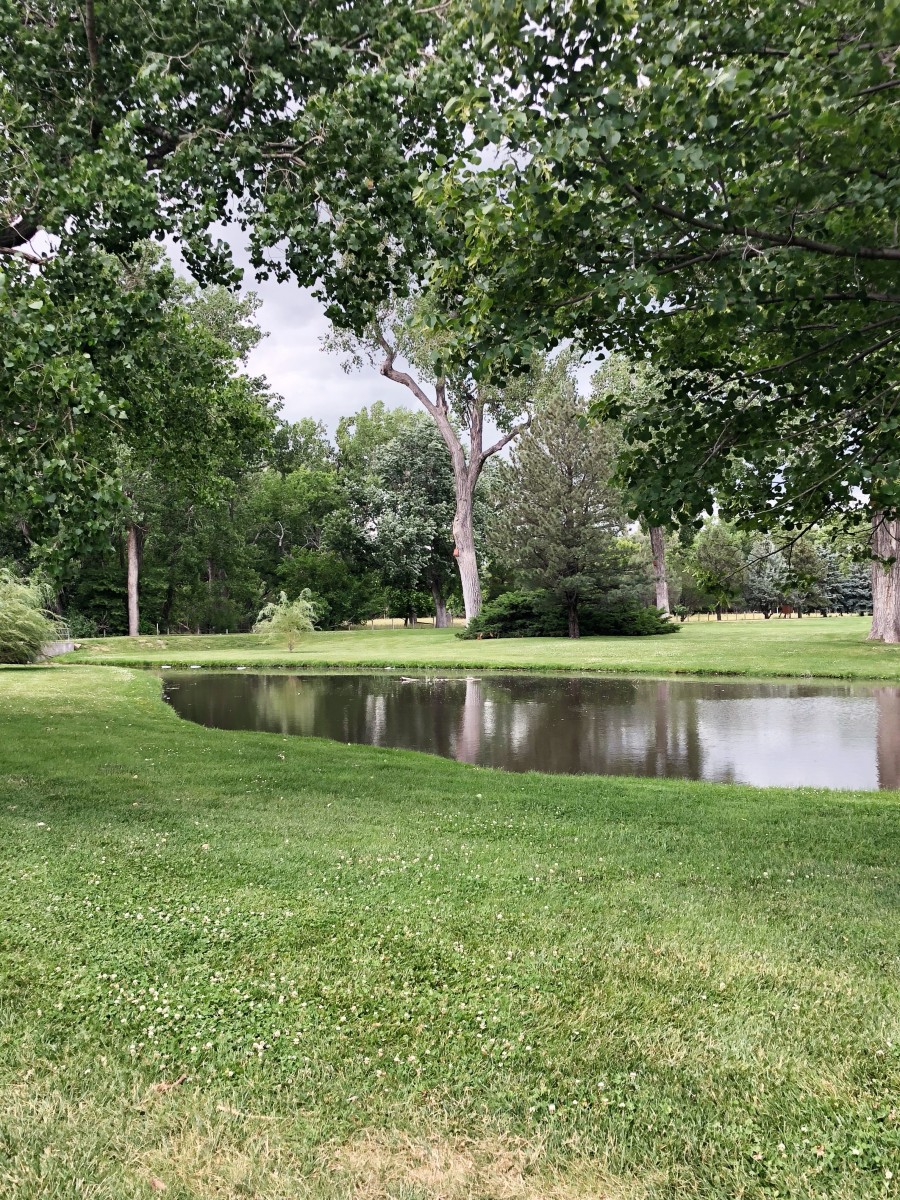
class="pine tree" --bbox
[493,363,624,638]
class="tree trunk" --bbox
[126,523,141,637]
[431,578,450,628]
[567,600,580,639]
[715,603,722,621]
[875,687,900,789]
[453,490,482,623]
[649,526,670,614]
[869,512,900,643]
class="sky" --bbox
[220,238,415,434]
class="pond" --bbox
[163,670,900,790]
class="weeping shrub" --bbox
[253,589,317,650]
[459,590,679,639]
[0,569,65,663]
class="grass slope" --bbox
[65,616,900,680]
[0,665,898,1199]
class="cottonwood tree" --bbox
[590,355,675,614]
[427,0,900,640]
[687,522,747,620]
[121,258,275,635]
[367,418,459,626]
[1,1,447,550]
[328,300,544,621]
[492,355,625,638]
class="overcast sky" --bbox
[180,232,598,438]
[221,238,415,434]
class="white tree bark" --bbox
[126,523,141,637]
[649,525,670,614]
[430,577,450,627]
[868,512,900,644]
[377,330,528,623]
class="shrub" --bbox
[459,590,679,639]
[253,589,317,650]
[0,569,65,663]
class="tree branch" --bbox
[478,418,531,469]
[83,0,100,71]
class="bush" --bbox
[0,569,65,663]
[459,590,679,639]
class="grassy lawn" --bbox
[64,615,900,680]
[0,665,898,1198]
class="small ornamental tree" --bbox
[253,590,317,651]
[0,569,64,663]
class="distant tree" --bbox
[780,540,828,618]
[269,419,334,476]
[253,590,317,651]
[367,419,458,626]
[744,537,786,618]
[492,360,625,638]
[688,523,747,620]
[335,403,419,480]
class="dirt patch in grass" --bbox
[327,1129,641,1200]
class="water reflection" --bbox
[164,671,900,790]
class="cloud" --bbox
[221,238,413,432]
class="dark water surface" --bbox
[163,671,900,790]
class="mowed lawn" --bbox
[0,665,898,1199]
[65,615,900,680]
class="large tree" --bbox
[328,301,550,620]
[1,1,448,551]
[367,418,459,626]
[425,0,900,639]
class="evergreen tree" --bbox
[493,362,625,639]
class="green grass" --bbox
[65,615,900,680]
[0,665,898,1198]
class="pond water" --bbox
[163,670,900,790]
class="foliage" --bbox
[423,0,899,546]
[459,590,678,639]
[490,355,626,637]
[252,590,317,650]
[0,568,64,663]
[685,522,748,615]
[1,0,447,323]
[0,246,276,570]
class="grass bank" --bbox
[64,615,900,680]
[0,665,898,1198]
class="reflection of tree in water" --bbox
[252,674,322,735]
[875,687,900,790]
[168,672,895,790]
[454,677,483,764]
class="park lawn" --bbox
[0,666,898,1199]
[64,614,900,680]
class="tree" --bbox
[0,568,64,663]
[687,523,747,620]
[112,256,276,635]
[367,418,459,626]
[1,2,449,549]
[425,0,900,639]
[492,357,625,638]
[253,590,317,651]
[744,538,787,619]
[329,300,547,621]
